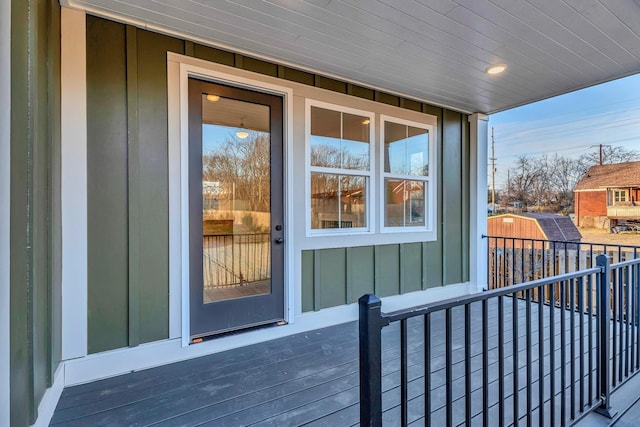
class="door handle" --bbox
[274,237,284,244]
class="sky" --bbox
[488,73,640,189]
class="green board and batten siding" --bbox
[10,0,61,425]
[85,15,471,351]
[301,110,470,312]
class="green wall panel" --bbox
[10,0,33,422]
[443,110,464,285]
[346,246,375,303]
[193,43,235,66]
[301,251,315,312]
[400,243,422,294]
[425,106,444,289]
[10,0,60,424]
[134,29,183,344]
[315,249,347,309]
[86,16,129,353]
[375,245,400,297]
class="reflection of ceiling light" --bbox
[362,119,370,125]
[236,117,249,139]
[206,94,220,102]
[486,64,507,75]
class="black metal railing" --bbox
[359,255,640,426]
[202,233,270,288]
[484,235,640,290]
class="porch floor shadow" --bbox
[50,298,619,426]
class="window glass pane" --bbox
[311,106,369,170]
[311,172,366,229]
[201,94,271,302]
[384,122,429,176]
[384,179,425,227]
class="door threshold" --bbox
[190,319,288,344]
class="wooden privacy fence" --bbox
[202,233,270,288]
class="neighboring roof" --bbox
[62,1,640,114]
[519,213,582,242]
[575,161,640,191]
[490,213,582,242]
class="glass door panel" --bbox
[189,78,284,338]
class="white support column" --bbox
[1,0,12,423]
[469,113,490,291]
[61,7,88,360]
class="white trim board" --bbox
[167,53,296,346]
[0,0,12,423]
[63,281,475,386]
[32,365,65,427]
[469,113,489,292]
[60,7,88,360]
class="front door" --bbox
[188,78,284,339]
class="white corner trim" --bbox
[31,364,65,427]
[167,59,182,340]
[167,54,295,346]
[60,7,88,360]
[0,0,11,423]
[469,113,489,292]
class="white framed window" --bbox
[306,100,374,235]
[613,189,628,203]
[380,115,435,234]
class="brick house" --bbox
[574,161,640,229]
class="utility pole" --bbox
[507,169,510,209]
[590,144,611,165]
[490,127,496,215]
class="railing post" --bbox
[359,294,384,427]
[595,254,616,418]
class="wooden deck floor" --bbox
[51,298,619,426]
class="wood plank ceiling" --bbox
[63,0,640,114]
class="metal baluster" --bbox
[499,296,505,427]
[446,308,453,427]
[626,265,631,379]
[425,313,431,426]
[588,274,594,405]
[526,288,532,427]
[570,278,576,420]
[513,294,520,427]
[401,318,408,426]
[560,279,566,426]
[465,304,472,426]
[578,277,585,411]
[550,280,556,426]
[538,285,545,427]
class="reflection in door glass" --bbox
[201,94,271,303]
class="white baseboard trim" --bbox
[32,364,65,427]
[63,282,477,386]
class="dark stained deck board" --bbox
[51,299,629,426]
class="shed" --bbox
[488,213,582,245]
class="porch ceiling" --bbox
[64,0,640,114]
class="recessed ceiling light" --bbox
[206,94,220,102]
[486,64,507,75]
[236,131,249,139]
[362,119,370,125]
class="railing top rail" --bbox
[482,234,640,251]
[383,267,600,323]
[610,257,640,269]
